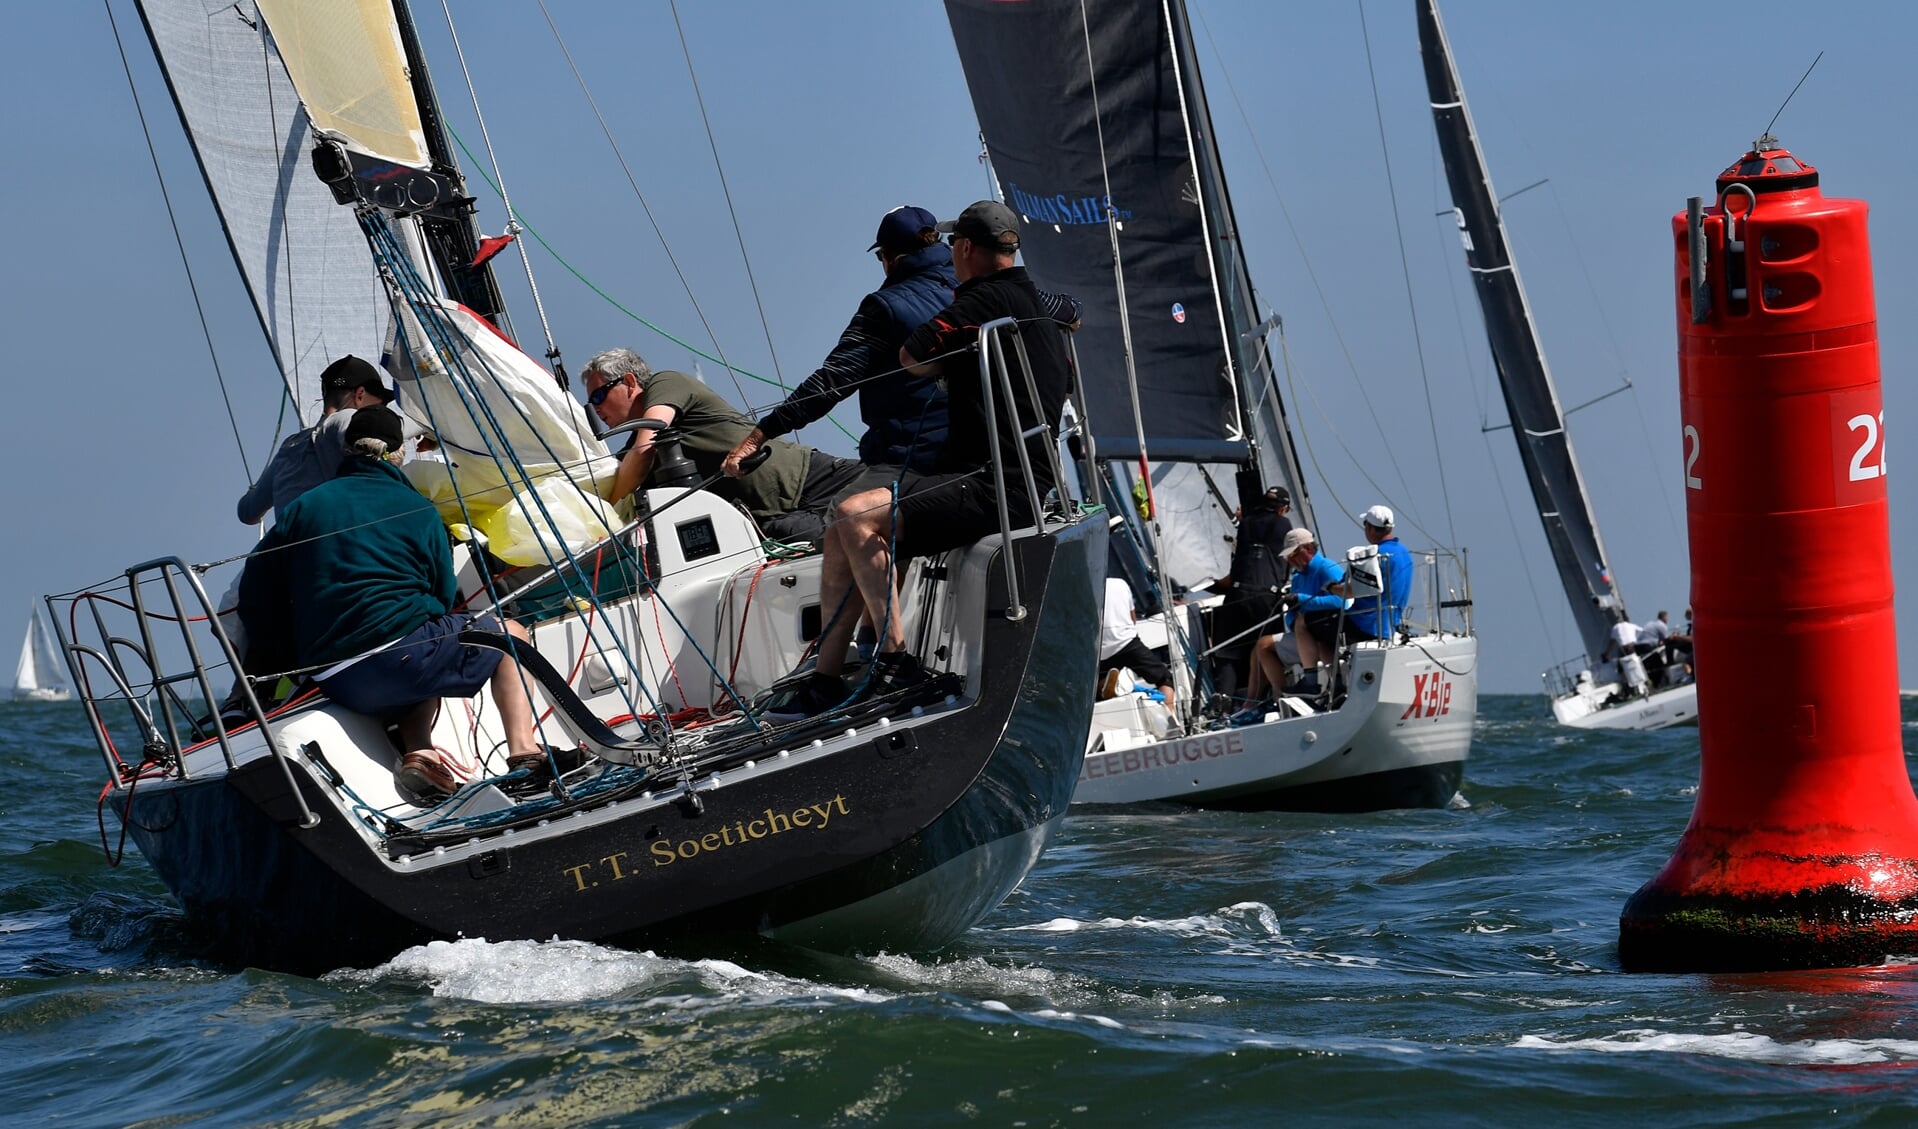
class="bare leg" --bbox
[1297,625,1325,674]
[1251,635,1286,697]
[834,488,910,654]
[490,619,540,759]
[396,699,439,757]
[814,519,863,679]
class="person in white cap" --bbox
[1346,504,1413,642]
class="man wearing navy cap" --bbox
[724,205,1083,479]
[237,354,397,525]
[767,199,1077,718]
[724,205,957,478]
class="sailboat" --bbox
[946,0,1479,811]
[1417,0,1697,730]
[13,604,71,703]
[66,0,1104,973]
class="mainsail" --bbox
[136,0,393,427]
[944,0,1307,508]
[1416,0,1622,662]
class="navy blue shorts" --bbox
[317,612,505,718]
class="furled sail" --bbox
[136,0,393,428]
[1416,0,1622,662]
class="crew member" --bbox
[582,349,864,544]
[236,355,395,524]
[1345,505,1413,642]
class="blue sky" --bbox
[2,1,1912,694]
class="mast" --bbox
[1416,0,1622,663]
[1164,0,1312,526]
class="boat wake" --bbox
[1514,1029,1918,1065]
[335,937,889,1007]
[1002,900,1283,940]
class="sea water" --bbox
[5,695,1918,1125]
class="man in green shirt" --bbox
[238,407,544,805]
[582,348,863,544]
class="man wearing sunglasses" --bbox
[767,200,1075,717]
[581,348,862,546]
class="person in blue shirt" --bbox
[1344,505,1414,642]
[1278,527,1347,696]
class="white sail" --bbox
[14,607,71,702]
[253,0,432,169]
[138,0,395,426]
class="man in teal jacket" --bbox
[239,407,542,804]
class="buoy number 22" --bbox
[1847,412,1888,481]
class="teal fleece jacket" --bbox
[239,457,455,671]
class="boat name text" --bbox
[561,794,852,889]
[1080,733,1244,781]
[1399,671,1454,721]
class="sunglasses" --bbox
[587,377,628,407]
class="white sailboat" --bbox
[13,605,71,703]
[947,0,1479,811]
[1417,0,1696,730]
[63,0,1103,973]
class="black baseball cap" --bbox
[868,204,939,253]
[936,200,1021,249]
[343,406,405,451]
[320,354,395,403]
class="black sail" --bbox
[1416,0,1621,662]
[945,0,1304,503]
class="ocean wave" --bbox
[1002,900,1282,939]
[1514,1029,1918,1065]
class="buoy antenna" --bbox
[1761,51,1824,145]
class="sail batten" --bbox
[1417,0,1621,662]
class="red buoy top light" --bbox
[1716,133,1819,195]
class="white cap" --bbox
[1360,504,1394,529]
[1280,527,1316,555]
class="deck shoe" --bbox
[1229,700,1276,726]
[1285,675,1321,698]
[762,672,850,723]
[503,745,589,797]
[394,751,458,806]
[1098,668,1124,700]
[870,650,935,697]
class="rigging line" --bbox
[435,0,561,372]
[534,0,753,410]
[1277,323,1442,550]
[441,127,860,445]
[667,2,792,407]
[105,0,251,483]
[1358,0,1455,547]
[1541,181,1682,543]
[1427,164,1558,658]
[1764,51,1823,140]
[1191,5,1417,510]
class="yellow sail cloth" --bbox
[254,0,431,169]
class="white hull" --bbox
[1552,679,1698,731]
[1076,634,1478,809]
[13,687,71,703]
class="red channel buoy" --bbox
[1618,138,1915,971]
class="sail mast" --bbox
[1416,0,1622,662]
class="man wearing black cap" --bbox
[236,354,397,525]
[239,405,544,805]
[769,199,1075,717]
[1211,485,1294,697]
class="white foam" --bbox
[1002,901,1282,940]
[1515,1029,1918,1065]
[336,937,889,1006]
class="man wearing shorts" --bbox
[239,406,543,805]
[770,200,1072,718]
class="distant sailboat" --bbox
[14,605,71,703]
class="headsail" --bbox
[1416,0,1622,662]
[136,0,392,428]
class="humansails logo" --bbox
[1006,182,1133,226]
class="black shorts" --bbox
[317,612,505,718]
[890,471,1030,560]
[1099,636,1172,687]
[758,453,869,545]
